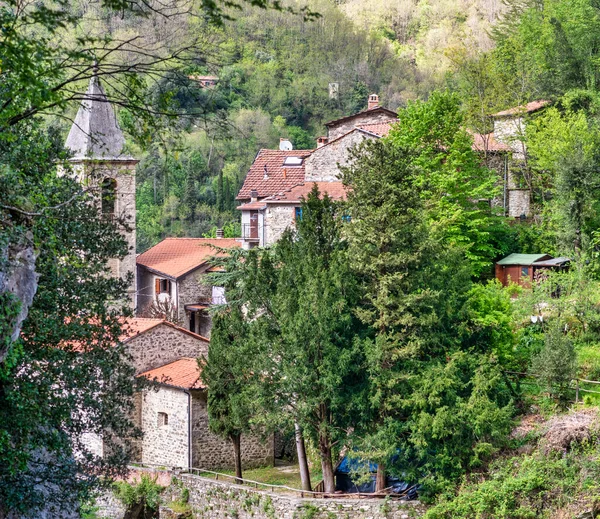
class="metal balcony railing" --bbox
[242,223,260,241]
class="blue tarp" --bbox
[334,455,419,499]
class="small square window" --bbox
[157,412,169,427]
[521,267,529,277]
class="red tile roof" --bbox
[67,317,209,351]
[264,182,347,203]
[137,238,240,279]
[324,106,398,128]
[121,317,210,343]
[236,149,313,200]
[470,131,512,152]
[492,100,551,117]
[236,200,267,211]
[357,122,395,137]
[139,357,204,390]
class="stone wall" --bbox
[178,474,426,519]
[264,205,296,247]
[177,268,213,330]
[508,189,531,218]
[191,391,274,470]
[493,118,527,160]
[327,113,396,140]
[126,323,209,374]
[95,467,427,519]
[305,130,374,182]
[141,386,190,467]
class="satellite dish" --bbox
[279,138,293,151]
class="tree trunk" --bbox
[230,432,243,483]
[375,461,386,493]
[319,434,335,494]
[295,422,312,491]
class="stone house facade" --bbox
[236,95,396,249]
[489,100,551,217]
[136,237,240,337]
[235,95,552,242]
[139,358,274,470]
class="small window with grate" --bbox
[157,412,169,427]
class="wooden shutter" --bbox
[155,278,161,294]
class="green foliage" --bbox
[425,447,597,518]
[531,322,577,404]
[114,474,164,511]
[342,138,514,495]
[387,91,508,276]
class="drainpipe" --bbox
[503,154,508,216]
[184,389,192,470]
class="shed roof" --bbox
[236,149,313,200]
[531,257,571,267]
[65,75,134,161]
[139,357,204,390]
[136,237,240,279]
[497,253,552,266]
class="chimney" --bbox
[216,228,224,239]
[317,136,329,148]
[250,189,259,202]
[368,94,379,110]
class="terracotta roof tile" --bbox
[324,106,398,128]
[265,182,347,203]
[236,149,313,200]
[139,357,204,390]
[357,121,395,137]
[236,200,267,211]
[470,131,512,152]
[136,238,240,279]
[492,100,551,117]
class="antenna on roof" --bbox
[279,138,293,151]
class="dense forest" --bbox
[4,0,600,517]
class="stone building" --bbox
[136,237,240,336]
[64,74,138,309]
[236,94,396,249]
[138,358,274,470]
[489,100,552,217]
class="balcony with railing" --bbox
[242,223,260,242]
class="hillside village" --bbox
[5,1,600,518]
[63,72,564,480]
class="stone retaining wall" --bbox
[177,474,425,519]
[95,467,426,519]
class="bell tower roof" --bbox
[65,74,134,161]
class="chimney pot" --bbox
[317,136,329,148]
[216,228,224,239]
[250,189,259,202]
[368,94,379,110]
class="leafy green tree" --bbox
[208,187,367,493]
[531,321,577,404]
[387,91,507,276]
[0,120,139,515]
[200,308,255,481]
[342,138,513,495]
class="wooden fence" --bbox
[504,370,600,402]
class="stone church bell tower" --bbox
[64,74,137,309]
